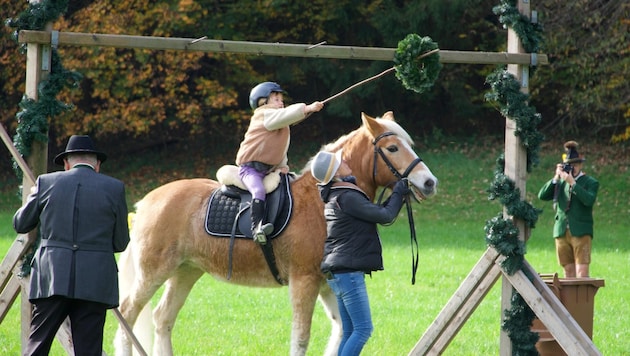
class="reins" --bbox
[372,131,422,285]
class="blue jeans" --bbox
[326,271,373,355]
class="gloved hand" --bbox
[393,178,411,196]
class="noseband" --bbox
[371,131,422,285]
[372,132,423,184]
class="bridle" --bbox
[372,131,423,183]
[372,131,422,285]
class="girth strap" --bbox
[259,243,287,285]
[225,203,287,285]
[227,205,249,281]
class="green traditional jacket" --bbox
[538,174,599,238]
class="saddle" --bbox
[205,172,293,239]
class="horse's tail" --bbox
[115,209,154,355]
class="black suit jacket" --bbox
[13,165,130,308]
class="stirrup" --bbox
[253,222,274,245]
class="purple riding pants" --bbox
[239,165,267,201]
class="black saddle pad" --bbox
[204,173,293,239]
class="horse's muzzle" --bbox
[410,177,437,202]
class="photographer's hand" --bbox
[554,164,563,181]
[557,169,576,186]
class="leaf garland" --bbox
[6,0,79,277]
[393,34,442,94]
[6,0,79,162]
[14,50,82,159]
[502,292,540,356]
[485,70,544,172]
[6,0,69,41]
[484,0,545,351]
[492,0,544,53]
[484,68,544,353]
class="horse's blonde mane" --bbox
[300,114,413,175]
[378,118,415,146]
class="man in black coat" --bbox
[13,135,130,355]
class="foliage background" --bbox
[1,1,628,167]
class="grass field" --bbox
[1,139,628,355]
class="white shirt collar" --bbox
[72,163,95,170]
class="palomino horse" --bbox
[114,111,437,356]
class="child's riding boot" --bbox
[251,198,274,245]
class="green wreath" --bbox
[393,34,442,94]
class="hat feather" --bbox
[564,140,579,151]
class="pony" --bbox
[114,111,438,355]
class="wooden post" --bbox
[500,0,531,354]
[19,12,52,350]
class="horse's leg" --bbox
[115,284,161,356]
[288,274,324,356]
[318,284,343,356]
[115,246,168,356]
[152,264,204,356]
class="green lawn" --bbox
[1,141,628,355]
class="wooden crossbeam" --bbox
[18,30,548,66]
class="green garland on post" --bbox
[485,69,543,355]
[503,292,540,354]
[485,213,525,275]
[485,70,544,172]
[14,50,82,158]
[492,0,544,53]
[6,0,79,277]
[6,0,80,165]
[484,1,545,352]
[488,155,542,227]
[484,69,543,355]
[6,0,69,36]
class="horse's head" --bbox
[352,111,438,201]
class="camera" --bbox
[562,163,573,173]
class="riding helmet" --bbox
[249,82,284,109]
[311,150,343,185]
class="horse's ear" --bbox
[381,111,395,121]
[361,112,382,137]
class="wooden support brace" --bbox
[0,124,36,185]
[409,248,602,356]
[502,260,602,356]
[409,248,501,355]
[0,231,37,320]
[0,274,20,322]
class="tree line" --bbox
[1,0,628,157]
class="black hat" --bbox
[54,135,107,166]
[563,140,586,164]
